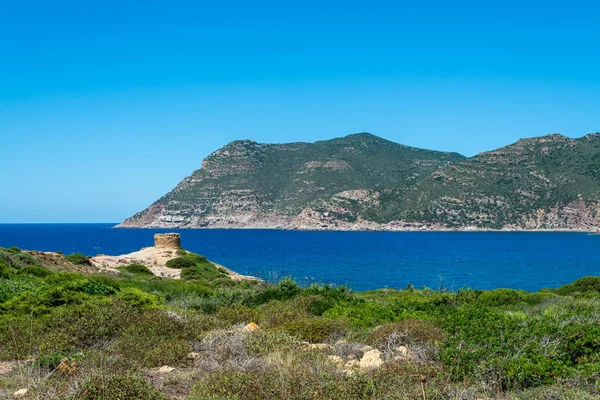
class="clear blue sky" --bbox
[1,0,598,223]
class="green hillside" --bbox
[120,132,600,230]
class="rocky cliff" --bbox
[118,132,600,231]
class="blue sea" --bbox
[1,223,599,292]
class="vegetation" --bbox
[123,132,600,230]
[1,245,600,399]
[65,253,91,265]
[118,263,153,275]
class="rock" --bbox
[187,352,201,360]
[360,345,374,353]
[395,345,412,359]
[360,349,383,369]
[327,355,344,367]
[156,366,175,374]
[243,322,259,332]
[13,389,27,398]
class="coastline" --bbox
[114,223,600,233]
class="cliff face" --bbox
[118,132,600,231]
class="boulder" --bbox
[359,349,383,369]
[13,389,28,398]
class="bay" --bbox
[1,223,599,292]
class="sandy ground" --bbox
[91,246,256,280]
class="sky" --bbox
[0,0,599,222]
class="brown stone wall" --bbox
[154,233,181,249]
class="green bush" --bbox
[477,289,527,306]
[0,314,45,359]
[66,253,91,265]
[40,298,139,354]
[81,277,119,296]
[278,316,347,343]
[0,276,38,303]
[18,265,54,277]
[7,246,21,254]
[180,261,226,283]
[367,319,446,348]
[165,257,196,269]
[553,276,600,296]
[119,263,153,275]
[77,371,166,400]
[112,309,192,367]
[249,277,301,306]
[216,305,260,325]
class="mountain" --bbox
[118,132,600,231]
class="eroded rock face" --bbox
[154,233,181,249]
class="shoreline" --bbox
[114,224,600,234]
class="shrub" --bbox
[116,287,161,308]
[7,246,21,254]
[180,262,224,282]
[112,309,192,367]
[278,317,347,343]
[119,263,153,275]
[66,253,91,265]
[77,371,166,400]
[18,265,54,277]
[0,276,38,303]
[249,277,301,306]
[258,296,315,328]
[165,257,196,269]
[477,289,528,306]
[367,319,446,348]
[216,305,260,326]
[0,315,45,359]
[553,276,600,296]
[245,330,300,356]
[40,298,139,353]
[81,277,118,296]
[176,249,187,256]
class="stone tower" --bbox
[154,233,181,249]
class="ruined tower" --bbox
[154,233,181,249]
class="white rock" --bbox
[187,352,201,360]
[359,349,383,369]
[156,365,175,374]
[327,355,344,367]
[13,389,28,398]
[396,345,410,356]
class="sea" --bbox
[1,223,599,292]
